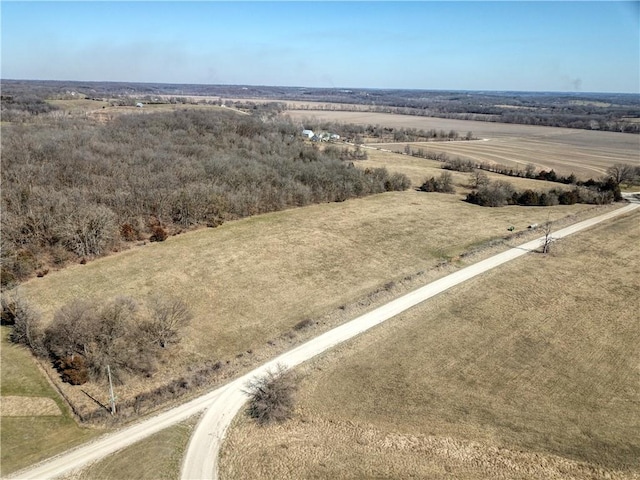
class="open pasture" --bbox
[17,189,600,414]
[286,110,639,180]
[220,209,640,479]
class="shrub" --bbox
[385,172,412,191]
[293,318,314,330]
[57,355,90,385]
[466,180,515,207]
[558,189,579,205]
[245,365,297,425]
[120,223,138,241]
[443,157,475,172]
[149,226,168,242]
[419,172,454,193]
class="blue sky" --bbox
[1,1,639,93]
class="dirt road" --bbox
[10,203,638,480]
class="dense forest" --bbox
[1,109,410,286]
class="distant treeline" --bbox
[284,90,640,134]
[1,110,410,285]
[294,102,640,134]
[3,80,637,133]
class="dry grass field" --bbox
[286,110,639,180]
[17,189,601,416]
[220,209,640,480]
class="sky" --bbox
[1,1,639,93]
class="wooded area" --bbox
[1,109,409,285]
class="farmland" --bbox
[220,209,640,480]
[2,84,638,477]
[286,110,639,179]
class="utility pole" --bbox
[107,365,117,415]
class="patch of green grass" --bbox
[1,327,52,397]
[1,417,96,475]
[0,327,97,475]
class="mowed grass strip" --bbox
[220,210,640,479]
[0,327,97,476]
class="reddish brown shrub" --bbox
[57,355,90,385]
[119,223,138,241]
[149,226,168,242]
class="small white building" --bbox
[301,129,314,138]
[136,102,144,108]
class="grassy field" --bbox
[0,327,97,476]
[18,189,601,413]
[220,209,640,479]
[286,110,639,180]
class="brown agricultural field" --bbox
[220,209,640,480]
[353,146,580,190]
[286,110,639,180]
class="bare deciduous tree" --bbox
[62,205,117,257]
[2,293,45,355]
[143,295,193,348]
[525,163,537,178]
[606,164,636,186]
[244,364,297,425]
[469,170,490,189]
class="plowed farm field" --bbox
[285,110,640,180]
